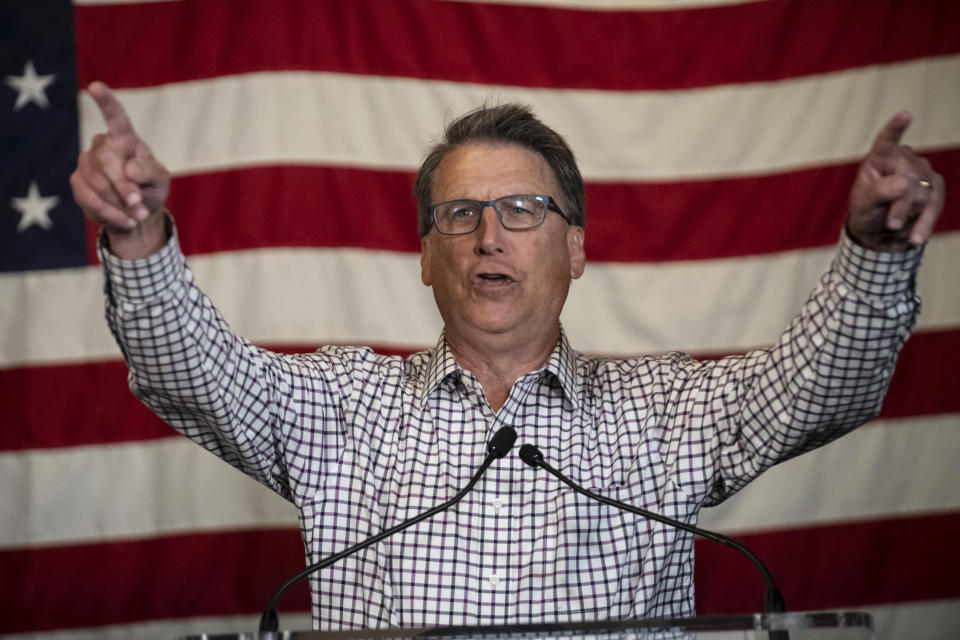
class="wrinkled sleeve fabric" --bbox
[659,231,923,507]
[99,223,349,505]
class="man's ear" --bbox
[567,225,585,279]
[420,236,433,286]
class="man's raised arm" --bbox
[70,82,171,259]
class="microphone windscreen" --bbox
[518,444,543,467]
[487,427,517,458]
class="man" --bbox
[71,82,943,629]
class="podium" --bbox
[178,611,874,640]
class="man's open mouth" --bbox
[477,273,513,282]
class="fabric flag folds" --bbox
[1,0,958,637]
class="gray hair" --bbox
[414,103,586,237]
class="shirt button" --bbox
[491,498,503,512]
[487,573,500,585]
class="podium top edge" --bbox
[176,610,873,640]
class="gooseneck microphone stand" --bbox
[518,444,787,616]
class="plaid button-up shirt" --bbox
[102,229,920,630]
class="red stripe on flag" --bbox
[1,359,175,451]
[168,166,423,257]
[1,529,309,634]
[3,329,956,452]
[4,511,959,632]
[82,149,960,264]
[695,511,960,614]
[879,329,960,420]
[73,0,960,92]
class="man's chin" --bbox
[455,307,525,339]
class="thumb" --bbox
[124,155,171,216]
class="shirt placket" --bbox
[478,373,547,617]
[445,371,504,619]
[480,465,511,603]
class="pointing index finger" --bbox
[870,111,912,155]
[88,81,136,138]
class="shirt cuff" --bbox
[834,228,924,298]
[99,214,186,304]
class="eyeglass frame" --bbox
[428,194,572,236]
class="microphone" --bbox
[259,426,518,633]
[518,443,786,615]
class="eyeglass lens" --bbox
[434,195,548,234]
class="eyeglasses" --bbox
[429,194,570,236]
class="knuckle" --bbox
[92,146,112,166]
[89,170,111,192]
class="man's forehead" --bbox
[433,141,558,201]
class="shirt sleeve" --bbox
[99,220,347,503]
[683,230,923,506]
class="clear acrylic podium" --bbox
[178,611,873,640]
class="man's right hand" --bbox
[70,82,171,259]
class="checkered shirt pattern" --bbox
[101,228,921,630]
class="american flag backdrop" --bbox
[1,0,958,637]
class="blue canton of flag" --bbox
[1,0,86,271]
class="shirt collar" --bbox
[542,326,582,410]
[417,328,581,410]
[417,332,462,407]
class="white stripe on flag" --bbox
[77,55,960,180]
[0,437,296,549]
[2,231,958,368]
[699,413,960,534]
[2,414,956,549]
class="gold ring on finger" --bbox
[918,179,932,189]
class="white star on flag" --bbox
[10,181,59,232]
[5,59,56,111]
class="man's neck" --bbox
[445,325,560,412]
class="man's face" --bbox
[420,142,585,347]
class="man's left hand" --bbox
[847,112,945,252]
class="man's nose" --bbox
[474,205,505,254]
